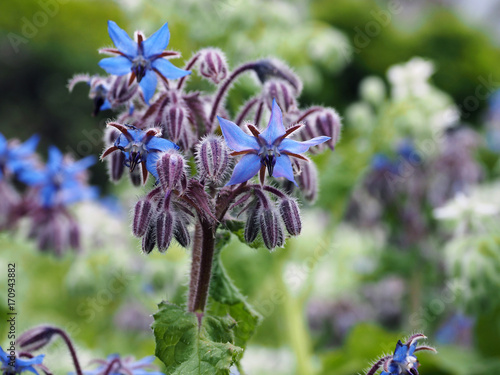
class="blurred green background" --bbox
[1,0,500,374]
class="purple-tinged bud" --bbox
[157,151,186,191]
[133,199,153,237]
[244,206,260,243]
[156,211,174,253]
[17,326,58,352]
[297,160,318,202]
[174,217,191,247]
[196,136,230,183]
[258,208,284,250]
[263,80,296,113]
[142,225,156,254]
[315,108,342,150]
[279,198,302,236]
[109,152,126,182]
[163,103,187,143]
[130,167,142,186]
[199,48,228,84]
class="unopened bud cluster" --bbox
[195,136,230,184]
[199,48,228,84]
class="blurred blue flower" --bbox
[371,153,396,172]
[397,139,421,164]
[82,354,163,375]
[0,133,39,179]
[101,123,179,183]
[0,346,45,374]
[99,21,190,104]
[19,146,97,208]
[218,99,330,185]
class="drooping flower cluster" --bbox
[366,334,436,375]
[0,132,96,255]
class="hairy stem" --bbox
[52,328,83,375]
[209,62,258,126]
[177,52,201,90]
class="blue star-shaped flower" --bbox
[0,133,39,179]
[101,123,179,183]
[0,346,45,374]
[367,334,436,375]
[218,99,330,186]
[99,21,190,104]
[82,354,164,375]
[18,146,97,208]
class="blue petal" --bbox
[279,136,330,154]
[18,169,47,185]
[392,340,408,363]
[152,58,191,80]
[61,185,98,205]
[99,56,132,76]
[272,154,297,185]
[0,133,7,153]
[67,155,96,174]
[16,354,45,367]
[0,346,9,363]
[146,151,162,180]
[140,70,158,104]
[131,355,156,367]
[47,146,63,172]
[21,365,40,375]
[227,153,261,185]
[143,23,170,58]
[41,185,56,207]
[260,99,286,145]
[100,99,112,111]
[146,136,179,152]
[217,117,259,152]
[16,134,40,155]
[107,20,137,57]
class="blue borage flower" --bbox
[0,133,39,179]
[99,21,190,104]
[101,123,179,183]
[18,146,97,208]
[82,354,164,375]
[0,346,45,375]
[218,99,330,186]
[367,334,436,375]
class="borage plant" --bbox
[69,20,435,374]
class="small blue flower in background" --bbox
[366,334,436,375]
[371,153,397,173]
[18,146,97,208]
[82,354,164,375]
[101,123,179,183]
[396,139,421,164]
[0,133,39,179]
[218,99,330,186]
[0,346,45,374]
[99,21,190,104]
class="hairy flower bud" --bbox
[157,151,186,191]
[196,136,230,183]
[258,207,284,250]
[297,160,318,202]
[244,205,260,243]
[142,224,156,254]
[133,199,153,237]
[109,151,126,182]
[156,211,174,252]
[315,108,342,150]
[174,217,191,247]
[163,102,186,143]
[129,167,142,186]
[279,198,302,236]
[199,48,228,84]
[263,80,296,113]
[17,326,58,352]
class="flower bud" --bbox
[315,108,342,150]
[17,326,58,352]
[258,208,284,250]
[142,225,156,254]
[129,167,142,186]
[108,151,125,182]
[244,206,260,243]
[157,151,186,191]
[263,80,296,113]
[133,199,153,237]
[156,211,174,253]
[279,198,302,236]
[199,48,228,84]
[196,136,230,183]
[297,161,318,202]
[174,217,191,247]
[163,102,186,143]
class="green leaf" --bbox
[153,302,243,375]
[209,232,262,349]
